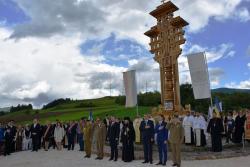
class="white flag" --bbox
[208,106,213,120]
[187,52,211,99]
[123,70,137,107]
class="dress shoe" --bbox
[109,158,113,161]
[156,162,162,165]
[142,161,149,163]
[172,164,177,166]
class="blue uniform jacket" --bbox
[0,128,4,142]
[155,122,168,142]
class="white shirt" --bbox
[183,115,195,127]
[193,116,207,130]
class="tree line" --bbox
[10,104,33,113]
[42,98,71,109]
[3,84,250,115]
[115,84,250,113]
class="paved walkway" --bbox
[1,149,250,167]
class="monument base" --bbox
[151,104,190,119]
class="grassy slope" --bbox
[0,97,152,125]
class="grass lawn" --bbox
[0,97,153,125]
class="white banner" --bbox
[123,70,137,107]
[187,52,211,99]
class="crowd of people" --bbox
[0,110,249,167]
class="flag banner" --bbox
[208,106,213,120]
[123,70,137,107]
[187,52,211,99]
[88,111,93,121]
[246,112,250,140]
[214,97,222,112]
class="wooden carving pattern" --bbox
[145,1,188,113]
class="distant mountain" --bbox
[0,107,11,112]
[212,88,250,94]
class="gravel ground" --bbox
[1,149,250,167]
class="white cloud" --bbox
[0,0,247,107]
[0,27,230,108]
[178,43,231,86]
[128,59,138,66]
[235,7,250,22]
[0,28,125,107]
[10,81,51,99]
[173,0,243,32]
[225,79,250,89]
[184,43,235,63]
[8,0,247,47]
[178,54,225,87]
[209,68,225,87]
[248,63,250,69]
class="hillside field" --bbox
[0,97,152,124]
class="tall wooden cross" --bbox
[144,1,189,113]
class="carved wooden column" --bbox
[145,1,188,114]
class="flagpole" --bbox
[136,71,139,116]
[204,52,213,113]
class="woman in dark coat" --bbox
[207,112,224,152]
[43,121,54,151]
[15,125,23,151]
[234,111,246,143]
[4,126,12,156]
[121,117,135,162]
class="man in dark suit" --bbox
[3,126,11,156]
[67,121,77,150]
[107,116,120,161]
[30,118,41,152]
[8,120,17,153]
[140,114,154,164]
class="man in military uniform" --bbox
[83,120,92,158]
[94,117,107,160]
[167,115,184,167]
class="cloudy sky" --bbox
[0,0,250,108]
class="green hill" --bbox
[212,88,250,94]
[2,85,250,125]
[0,96,152,125]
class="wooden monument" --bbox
[145,1,189,115]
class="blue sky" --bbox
[0,0,250,107]
[0,0,29,25]
[189,17,250,86]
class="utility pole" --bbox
[109,80,112,97]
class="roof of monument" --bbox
[150,1,178,18]
[144,26,160,37]
[171,16,189,27]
